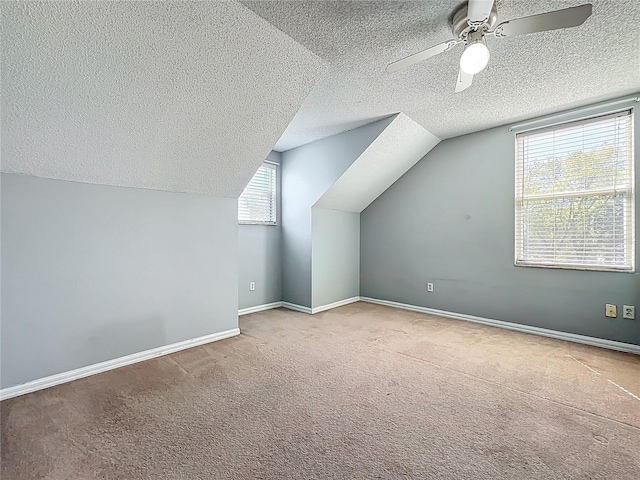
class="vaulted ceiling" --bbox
[3,1,638,197]
[243,0,640,151]
[2,1,325,196]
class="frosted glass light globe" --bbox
[459,42,490,75]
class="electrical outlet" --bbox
[249,282,255,291]
[605,304,617,318]
[427,283,434,293]
[622,305,635,320]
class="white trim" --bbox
[360,297,640,355]
[312,296,360,314]
[238,302,283,316]
[281,302,313,314]
[281,297,361,315]
[0,328,240,401]
[510,95,639,132]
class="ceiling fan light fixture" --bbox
[459,42,490,75]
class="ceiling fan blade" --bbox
[455,69,473,93]
[491,4,592,38]
[386,40,458,73]
[467,0,495,23]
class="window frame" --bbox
[513,106,636,273]
[238,162,278,226]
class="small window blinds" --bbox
[238,163,277,225]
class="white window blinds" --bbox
[515,109,634,271]
[238,163,277,225]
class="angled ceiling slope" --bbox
[243,0,640,152]
[1,1,326,197]
[315,114,439,213]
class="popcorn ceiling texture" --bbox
[315,113,439,213]
[243,0,640,151]
[1,1,326,196]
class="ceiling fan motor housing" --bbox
[449,1,498,39]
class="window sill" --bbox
[238,223,278,226]
[515,261,635,273]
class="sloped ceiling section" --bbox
[243,0,640,151]
[315,114,439,213]
[1,1,326,197]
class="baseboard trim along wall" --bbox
[279,297,360,315]
[0,328,241,401]
[312,296,360,314]
[238,302,283,316]
[360,297,640,355]
[237,301,310,315]
[281,302,312,314]
[241,298,360,315]
[7,297,635,401]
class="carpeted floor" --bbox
[1,302,639,479]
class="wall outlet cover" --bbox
[622,305,635,320]
[605,304,617,318]
[427,282,434,292]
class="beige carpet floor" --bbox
[1,302,639,479]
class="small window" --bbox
[515,109,634,272]
[238,163,277,225]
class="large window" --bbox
[238,163,277,225]
[515,109,634,271]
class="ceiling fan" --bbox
[386,1,593,93]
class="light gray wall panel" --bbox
[1,174,239,388]
[238,225,282,309]
[312,208,360,308]
[238,152,282,309]
[361,99,639,346]
[281,117,394,308]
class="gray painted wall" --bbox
[281,116,395,307]
[238,225,281,309]
[1,174,239,388]
[238,151,282,309]
[361,99,639,346]
[312,208,360,308]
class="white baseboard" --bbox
[238,302,283,316]
[360,297,640,355]
[280,297,361,315]
[312,296,360,314]
[281,302,313,314]
[0,328,241,401]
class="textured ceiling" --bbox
[243,0,640,151]
[315,113,439,212]
[1,1,326,197]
